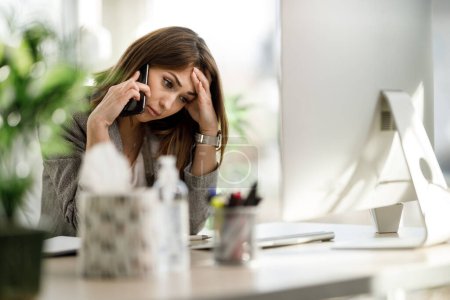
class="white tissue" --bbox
[79,142,132,194]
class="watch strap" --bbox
[195,130,222,149]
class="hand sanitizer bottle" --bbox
[153,155,190,273]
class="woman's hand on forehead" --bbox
[184,67,218,135]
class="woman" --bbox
[40,26,228,237]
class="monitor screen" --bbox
[280,0,433,221]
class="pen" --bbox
[189,234,211,241]
[228,192,242,207]
[244,182,258,206]
[207,188,217,203]
[210,195,227,208]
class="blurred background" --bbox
[0,0,281,224]
[0,0,449,227]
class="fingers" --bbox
[105,80,140,109]
[129,71,151,98]
[136,81,151,98]
[119,72,140,93]
[126,89,141,101]
[131,70,140,81]
[119,80,140,101]
[92,70,145,125]
[120,71,151,100]
[124,71,141,92]
[193,67,211,90]
[191,70,200,92]
[191,71,206,99]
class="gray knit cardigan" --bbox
[40,111,215,237]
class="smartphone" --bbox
[120,64,149,116]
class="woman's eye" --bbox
[163,78,173,89]
[179,96,187,104]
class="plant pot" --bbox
[0,225,45,300]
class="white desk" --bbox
[37,223,450,299]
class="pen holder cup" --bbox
[78,189,156,278]
[213,207,257,265]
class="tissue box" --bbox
[78,189,156,278]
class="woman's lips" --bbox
[146,105,161,117]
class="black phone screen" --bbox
[120,64,149,116]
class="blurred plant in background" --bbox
[0,17,88,224]
[224,93,252,138]
[217,94,257,193]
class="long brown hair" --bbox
[91,26,228,177]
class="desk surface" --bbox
[38,223,450,300]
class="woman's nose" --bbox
[159,95,177,111]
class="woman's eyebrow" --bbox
[168,71,196,96]
[168,71,183,87]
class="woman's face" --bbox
[134,66,197,123]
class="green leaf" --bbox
[0,42,4,61]
[0,174,32,222]
[23,23,54,61]
[224,93,254,138]
[9,40,33,77]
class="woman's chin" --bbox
[135,112,156,123]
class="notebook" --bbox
[190,222,335,250]
[43,236,81,257]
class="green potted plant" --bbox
[0,19,88,299]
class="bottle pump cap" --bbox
[158,155,176,167]
[157,155,178,183]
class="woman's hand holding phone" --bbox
[120,64,150,116]
[86,71,151,149]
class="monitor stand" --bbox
[334,90,450,249]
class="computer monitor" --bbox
[280,0,450,247]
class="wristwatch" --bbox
[195,130,222,149]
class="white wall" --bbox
[432,0,450,181]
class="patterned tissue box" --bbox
[78,189,156,278]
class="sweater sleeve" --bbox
[183,162,218,234]
[40,112,87,236]
[42,157,83,233]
